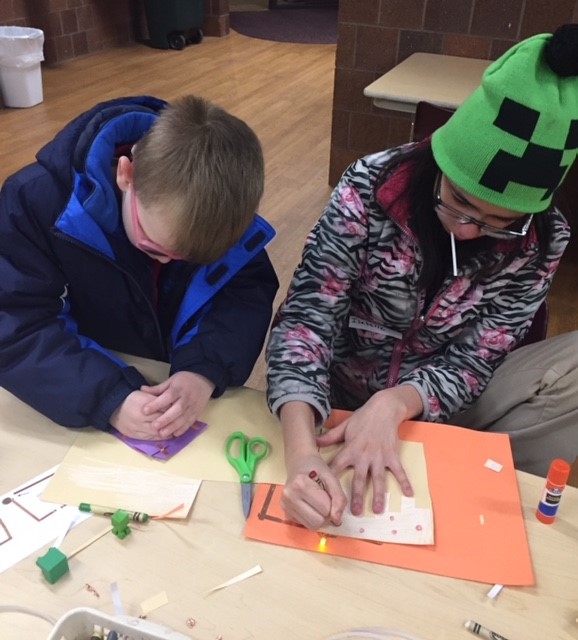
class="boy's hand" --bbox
[140,371,215,439]
[109,390,167,440]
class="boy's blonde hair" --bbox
[132,95,264,264]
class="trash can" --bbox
[142,0,203,50]
[0,26,44,108]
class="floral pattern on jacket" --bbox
[266,146,570,424]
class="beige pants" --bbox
[451,331,578,477]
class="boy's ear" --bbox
[116,155,134,192]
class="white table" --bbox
[364,52,491,113]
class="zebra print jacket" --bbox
[266,146,570,424]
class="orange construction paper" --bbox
[245,415,534,586]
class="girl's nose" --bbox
[453,222,483,240]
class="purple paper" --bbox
[110,421,208,459]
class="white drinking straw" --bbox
[450,232,458,276]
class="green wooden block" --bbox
[36,547,69,584]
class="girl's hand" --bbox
[278,401,347,531]
[317,387,420,515]
[281,453,347,531]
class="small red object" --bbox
[308,469,326,490]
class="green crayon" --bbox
[79,502,149,523]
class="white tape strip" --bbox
[206,564,263,595]
[111,581,125,615]
[487,583,504,599]
[484,459,503,472]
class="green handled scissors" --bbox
[225,431,270,519]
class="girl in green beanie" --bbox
[267,25,578,531]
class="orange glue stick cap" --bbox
[549,459,571,486]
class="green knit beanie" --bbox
[431,24,578,213]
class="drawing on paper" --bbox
[0,471,63,547]
[0,467,90,573]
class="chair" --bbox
[410,100,455,143]
[411,100,549,348]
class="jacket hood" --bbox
[37,96,166,189]
[38,96,166,254]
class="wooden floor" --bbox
[0,32,575,392]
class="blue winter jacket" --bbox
[0,96,278,429]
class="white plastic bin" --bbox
[47,607,193,640]
[0,26,44,108]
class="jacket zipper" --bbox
[384,281,455,388]
[53,231,166,356]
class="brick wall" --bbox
[0,0,229,66]
[330,0,578,185]
[206,0,230,38]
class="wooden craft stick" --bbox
[67,527,111,559]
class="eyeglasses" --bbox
[434,173,533,240]
[130,187,182,260]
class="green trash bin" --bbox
[142,0,203,50]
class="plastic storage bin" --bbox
[142,0,203,50]
[0,26,44,108]
[47,607,193,640]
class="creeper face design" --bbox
[480,97,578,201]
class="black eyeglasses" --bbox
[434,173,533,240]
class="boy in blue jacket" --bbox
[0,95,278,440]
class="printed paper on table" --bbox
[0,467,90,573]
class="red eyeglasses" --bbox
[130,187,182,261]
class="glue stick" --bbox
[536,458,571,524]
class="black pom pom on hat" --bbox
[545,23,578,76]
